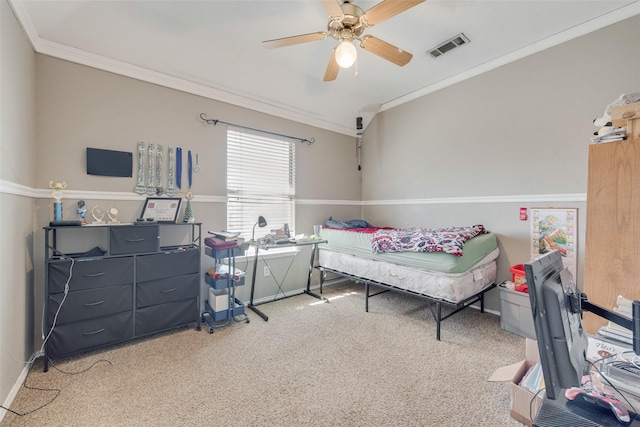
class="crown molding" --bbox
[381,1,640,112]
[11,0,638,136]
[8,0,354,137]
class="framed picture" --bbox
[140,197,182,224]
[530,208,578,280]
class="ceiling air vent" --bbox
[428,33,470,58]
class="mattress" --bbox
[318,247,498,304]
[320,227,498,274]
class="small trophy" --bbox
[49,181,66,222]
[91,205,106,225]
[107,207,120,224]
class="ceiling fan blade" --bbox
[324,48,340,81]
[320,0,343,17]
[360,35,413,67]
[362,0,425,27]
[263,32,327,49]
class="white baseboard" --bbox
[0,357,34,422]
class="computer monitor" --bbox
[525,250,589,400]
[525,250,640,401]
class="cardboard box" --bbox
[489,339,543,426]
[525,338,541,364]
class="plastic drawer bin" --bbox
[205,272,245,290]
[205,246,245,259]
[205,299,246,322]
[499,284,536,340]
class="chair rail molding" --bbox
[0,180,585,206]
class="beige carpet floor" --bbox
[2,282,525,426]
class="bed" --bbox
[316,224,499,340]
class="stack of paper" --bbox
[209,230,241,241]
[591,127,627,144]
[596,295,634,347]
[520,363,545,393]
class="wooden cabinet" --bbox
[583,103,640,334]
[43,223,201,370]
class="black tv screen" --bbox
[86,148,133,177]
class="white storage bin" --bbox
[208,287,228,312]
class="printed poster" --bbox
[530,208,577,280]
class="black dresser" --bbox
[43,223,201,371]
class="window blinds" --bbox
[227,128,295,240]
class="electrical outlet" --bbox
[264,266,270,277]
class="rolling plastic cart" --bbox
[201,236,249,333]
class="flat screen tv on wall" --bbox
[86,147,133,177]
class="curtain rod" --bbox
[199,113,315,145]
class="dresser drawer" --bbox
[48,257,134,294]
[109,225,159,255]
[136,299,198,336]
[47,311,133,358]
[136,247,199,282]
[136,273,199,308]
[48,284,132,325]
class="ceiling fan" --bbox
[262,0,425,81]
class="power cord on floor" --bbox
[0,356,113,417]
[0,364,60,417]
[2,252,112,418]
[46,356,113,375]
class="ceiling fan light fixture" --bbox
[335,40,357,68]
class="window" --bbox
[227,127,295,241]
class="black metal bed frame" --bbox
[317,265,496,341]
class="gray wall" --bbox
[361,14,640,311]
[3,0,640,411]
[0,0,37,408]
[31,54,362,343]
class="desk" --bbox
[248,239,327,321]
[534,394,639,427]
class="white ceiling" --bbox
[10,0,640,136]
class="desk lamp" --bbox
[252,216,267,242]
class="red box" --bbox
[510,264,526,284]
